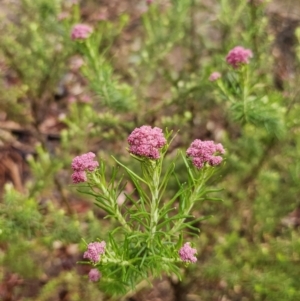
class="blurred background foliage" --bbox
[1,0,300,300]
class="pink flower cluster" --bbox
[128,126,167,159]
[71,24,93,40]
[226,46,253,69]
[89,269,101,282]
[186,140,225,169]
[209,71,221,82]
[71,152,99,183]
[83,241,106,263]
[179,242,197,263]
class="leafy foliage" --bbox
[1,0,300,300]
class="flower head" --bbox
[71,24,93,40]
[83,241,106,263]
[186,140,225,169]
[71,152,98,172]
[209,72,221,82]
[179,242,197,263]
[128,126,166,159]
[89,268,101,282]
[71,152,99,183]
[226,46,253,69]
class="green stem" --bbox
[84,39,112,104]
[241,66,249,122]
[217,80,236,103]
[92,174,132,233]
[169,168,207,236]
[149,161,161,241]
[101,257,140,265]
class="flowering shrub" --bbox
[212,44,284,138]
[3,0,299,300]
[73,126,225,295]
[70,18,136,111]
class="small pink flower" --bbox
[71,24,93,40]
[71,171,87,183]
[83,241,106,263]
[71,152,98,183]
[146,0,154,4]
[226,46,253,69]
[71,152,98,172]
[89,269,101,282]
[186,140,225,169]
[179,242,197,263]
[209,72,221,82]
[128,126,166,159]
